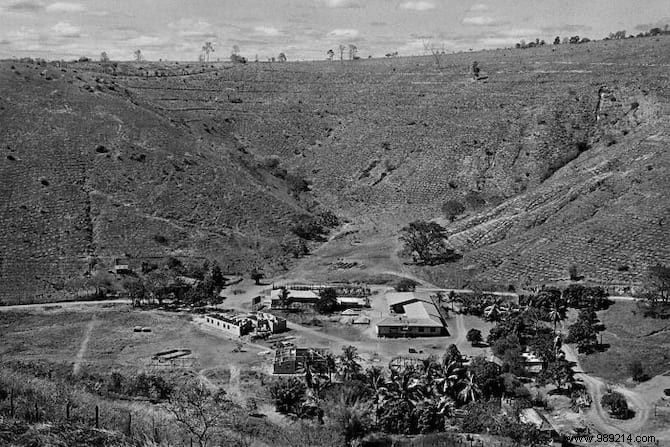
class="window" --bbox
[418,327,424,333]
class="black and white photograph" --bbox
[0,0,669,445]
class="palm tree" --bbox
[457,371,482,403]
[325,353,337,383]
[201,42,214,62]
[549,301,567,332]
[278,287,291,309]
[365,366,386,424]
[338,345,362,381]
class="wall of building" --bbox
[376,325,444,338]
[205,316,243,337]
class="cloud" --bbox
[470,4,489,12]
[0,39,10,45]
[4,0,43,12]
[46,2,84,12]
[399,1,435,11]
[254,26,282,36]
[324,0,360,8]
[51,22,80,37]
[168,18,217,40]
[125,35,167,47]
[462,16,500,26]
[327,28,359,38]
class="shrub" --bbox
[291,220,326,241]
[441,200,465,222]
[268,378,306,415]
[628,360,647,382]
[395,278,418,292]
[601,392,629,419]
[466,328,483,345]
[153,234,168,245]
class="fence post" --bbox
[95,405,99,428]
[127,412,132,437]
[66,401,70,420]
[34,402,39,422]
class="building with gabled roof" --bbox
[377,291,448,337]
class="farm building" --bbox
[337,296,370,308]
[269,288,320,308]
[377,292,448,337]
[204,314,251,337]
[204,312,286,337]
[273,347,330,374]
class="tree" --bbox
[566,318,598,353]
[645,264,670,302]
[466,328,483,346]
[442,200,465,222]
[326,49,335,61]
[250,269,264,285]
[601,392,629,419]
[315,287,338,314]
[553,36,561,45]
[134,49,142,62]
[338,44,346,61]
[443,344,463,367]
[339,345,362,381]
[100,51,109,62]
[277,52,287,62]
[457,371,482,403]
[538,358,574,390]
[468,356,503,399]
[422,40,442,67]
[348,44,358,60]
[394,278,418,292]
[399,220,455,265]
[277,287,292,309]
[268,377,306,415]
[628,360,647,382]
[471,61,480,79]
[166,380,232,447]
[325,385,372,445]
[202,41,214,62]
[568,264,581,281]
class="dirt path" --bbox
[563,344,651,444]
[73,316,98,376]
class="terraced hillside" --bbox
[113,37,670,287]
[1,36,669,303]
[0,62,309,304]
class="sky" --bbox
[0,0,668,61]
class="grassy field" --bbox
[579,300,670,383]
[0,304,269,393]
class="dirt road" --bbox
[563,344,652,445]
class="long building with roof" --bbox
[376,291,449,337]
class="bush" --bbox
[395,278,418,292]
[601,392,629,419]
[268,378,306,415]
[466,328,483,345]
[291,220,326,241]
[628,360,647,382]
[441,200,465,222]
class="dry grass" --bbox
[579,301,670,383]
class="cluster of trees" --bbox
[123,257,226,308]
[290,210,340,242]
[267,345,550,445]
[640,264,670,318]
[515,38,546,49]
[632,25,670,39]
[601,391,630,419]
[399,221,458,265]
[327,44,360,61]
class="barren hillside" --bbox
[1,36,669,302]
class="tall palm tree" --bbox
[338,345,362,381]
[202,42,214,62]
[549,301,567,332]
[457,371,482,403]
